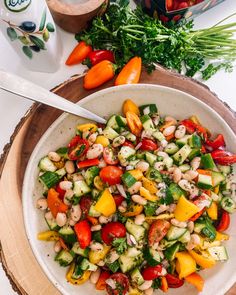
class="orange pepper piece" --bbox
[185,272,204,292]
[95,271,110,290]
[160,276,169,292]
[123,99,140,116]
[47,188,68,218]
[87,215,99,225]
[126,111,142,136]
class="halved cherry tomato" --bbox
[80,196,93,215]
[216,210,230,232]
[77,158,100,169]
[140,138,158,151]
[148,220,171,246]
[206,134,225,150]
[123,141,135,149]
[142,265,163,280]
[96,271,110,290]
[101,222,126,245]
[74,220,91,249]
[165,274,184,288]
[56,183,66,199]
[126,111,143,137]
[100,166,123,185]
[180,119,196,134]
[113,195,125,207]
[106,273,129,295]
[68,136,89,161]
[103,146,119,165]
[47,188,68,218]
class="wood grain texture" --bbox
[0,67,235,295]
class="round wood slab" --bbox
[0,66,236,295]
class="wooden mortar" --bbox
[46,0,108,33]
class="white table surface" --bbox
[0,1,236,294]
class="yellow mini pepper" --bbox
[94,188,116,217]
[37,231,59,241]
[123,204,143,217]
[77,123,97,133]
[129,169,143,180]
[175,252,196,279]
[207,201,218,220]
[142,177,158,194]
[188,250,216,269]
[66,262,91,285]
[89,245,111,264]
[123,99,140,116]
[140,187,158,202]
[95,135,110,147]
[174,196,199,222]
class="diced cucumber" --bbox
[81,258,98,271]
[144,248,162,266]
[39,171,60,189]
[89,204,101,217]
[221,196,236,213]
[139,104,158,115]
[164,143,179,155]
[201,154,217,170]
[107,260,120,273]
[92,231,103,243]
[71,242,89,257]
[207,246,228,261]
[122,131,136,142]
[125,219,145,242]
[107,115,119,130]
[153,131,165,142]
[122,172,137,188]
[56,168,67,178]
[188,148,201,161]
[145,152,157,166]
[55,250,74,267]
[197,174,213,189]
[119,248,143,273]
[73,180,91,197]
[85,166,100,186]
[145,168,162,182]
[131,268,145,286]
[103,126,119,140]
[91,188,100,199]
[179,164,191,172]
[118,146,136,165]
[194,218,216,241]
[163,157,173,169]
[217,165,231,175]
[38,156,57,172]
[59,225,77,244]
[188,134,202,148]
[45,215,59,231]
[194,223,205,234]
[116,115,127,127]
[141,115,155,130]
[176,135,191,147]
[212,171,226,187]
[172,144,192,164]
[178,230,191,243]
[159,239,177,249]
[166,226,187,241]
[164,242,180,261]
[169,183,185,201]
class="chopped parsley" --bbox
[112,237,128,254]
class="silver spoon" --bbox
[0,70,106,124]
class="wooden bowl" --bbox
[46,0,108,33]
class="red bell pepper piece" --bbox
[77,158,100,169]
[85,50,115,67]
[180,119,208,140]
[206,134,225,150]
[211,149,236,165]
[216,210,230,232]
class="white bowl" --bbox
[23,84,236,295]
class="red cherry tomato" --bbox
[113,195,125,207]
[100,166,123,185]
[180,119,196,134]
[101,222,126,245]
[96,271,111,290]
[68,136,89,160]
[106,273,129,295]
[211,149,230,159]
[206,134,225,150]
[123,141,135,149]
[142,265,163,280]
[140,138,158,151]
[80,196,93,215]
[55,183,66,199]
[103,146,119,165]
[216,210,230,232]
[148,220,171,246]
[165,274,184,288]
[74,220,91,249]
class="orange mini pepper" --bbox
[126,111,143,136]
[115,56,142,85]
[185,272,205,292]
[66,41,92,66]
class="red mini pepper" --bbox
[84,50,115,67]
[206,134,225,150]
[77,158,100,169]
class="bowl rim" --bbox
[22,83,236,295]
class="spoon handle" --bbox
[0,70,106,124]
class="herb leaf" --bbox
[112,237,128,254]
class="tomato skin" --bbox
[180,119,196,134]
[140,138,158,151]
[96,271,111,290]
[100,166,123,185]
[77,158,100,169]
[214,155,236,165]
[47,188,68,218]
[148,220,171,246]
[165,274,184,288]
[206,134,225,150]
[106,273,129,295]
[103,146,119,165]
[216,210,230,232]
[211,149,230,159]
[74,220,91,249]
[142,265,163,280]
[101,222,126,245]
[123,141,135,149]
[113,195,125,206]
[56,183,66,199]
[80,196,93,215]
[68,137,89,160]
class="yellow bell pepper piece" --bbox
[77,123,97,133]
[129,169,143,180]
[214,185,220,194]
[175,252,196,279]
[123,204,144,217]
[188,250,216,269]
[174,196,199,222]
[66,262,91,285]
[94,176,105,191]
[123,99,140,116]
[94,188,116,217]
[128,286,143,295]
[215,231,229,241]
[89,245,111,264]
[207,201,218,220]
[95,135,110,147]
[142,177,158,194]
[37,231,59,241]
[140,187,158,202]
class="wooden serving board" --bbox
[0,66,236,295]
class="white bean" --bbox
[98,158,107,168]
[187,221,194,233]
[178,179,192,191]
[90,242,104,251]
[88,133,98,145]
[68,217,76,226]
[155,204,169,215]
[113,136,126,147]
[56,212,67,227]
[48,151,61,162]
[175,125,186,139]
[154,162,164,171]
[64,189,74,200]
[157,151,169,158]
[138,281,153,291]
[136,161,149,172]
[45,211,53,220]
[90,268,101,284]
[132,194,147,205]
[171,218,187,228]
[99,215,112,224]
[191,157,201,170]
[36,198,48,210]
[186,234,201,250]
[71,204,82,222]
[183,170,198,181]
[128,181,142,194]
[121,201,127,207]
[144,288,154,295]
[173,167,182,183]
[118,206,127,213]
[168,203,176,213]
[59,180,73,191]
[91,225,102,231]
[65,160,75,174]
[54,241,62,253]
[160,139,168,148]
[86,144,103,159]
[135,214,145,225]
[163,125,176,137]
